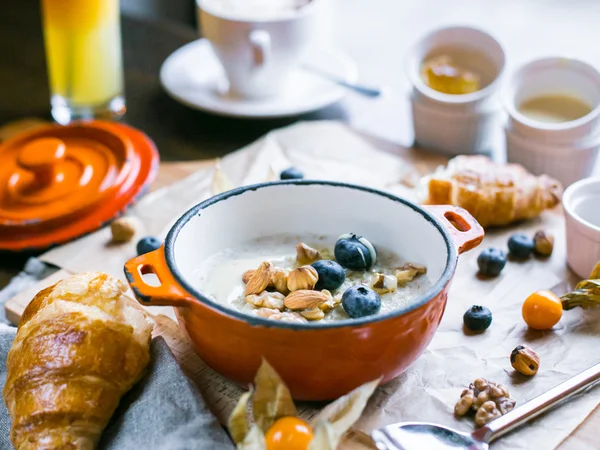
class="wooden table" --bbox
[2,0,600,448]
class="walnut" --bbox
[370,273,398,295]
[296,242,321,265]
[252,308,307,323]
[395,263,427,286]
[245,291,285,310]
[475,401,502,427]
[110,217,139,242]
[510,345,540,376]
[455,378,515,427]
[454,388,475,416]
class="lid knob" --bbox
[17,138,66,188]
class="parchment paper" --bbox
[40,121,600,450]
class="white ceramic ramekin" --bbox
[504,57,600,186]
[504,57,600,143]
[405,26,505,155]
[505,124,600,187]
[563,177,600,279]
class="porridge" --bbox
[194,233,431,323]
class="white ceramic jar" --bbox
[563,177,600,279]
[405,26,506,156]
[504,57,600,187]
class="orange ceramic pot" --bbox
[125,181,483,400]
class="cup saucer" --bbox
[159,39,358,118]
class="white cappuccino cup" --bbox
[197,0,319,98]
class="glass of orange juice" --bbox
[40,0,125,124]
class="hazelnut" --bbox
[510,344,540,376]
[296,242,321,265]
[110,217,139,242]
[533,230,554,257]
[271,268,289,295]
[287,266,319,291]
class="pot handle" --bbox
[424,205,484,254]
[124,247,193,307]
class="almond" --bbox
[287,266,319,292]
[245,262,273,295]
[284,290,329,310]
[242,269,256,284]
[296,242,321,265]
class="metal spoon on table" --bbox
[371,361,600,450]
[301,64,386,98]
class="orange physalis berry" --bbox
[265,416,314,450]
[522,290,563,330]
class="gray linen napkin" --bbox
[0,329,233,450]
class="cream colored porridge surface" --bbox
[193,233,431,322]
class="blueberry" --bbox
[334,234,377,270]
[507,234,534,259]
[136,236,161,255]
[477,248,507,277]
[342,285,381,318]
[280,167,304,180]
[312,260,346,290]
[463,305,492,332]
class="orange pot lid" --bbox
[0,120,159,251]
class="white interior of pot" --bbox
[172,184,450,300]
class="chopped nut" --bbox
[110,217,138,242]
[395,263,427,285]
[284,290,330,310]
[454,388,475,416]
[242,269,256,284]
[300,307,325,321]
[510,344,540,376]
[296,242,321,265]
[533,230,554,257]
[287,266,319,291]
[318,290,338,312]
[475,401,502,427]
[253,308,282,319]
[245,291,285,311]
[245,262,273,296]
[252,308,307,323]
[272,268,289,295]
[370,273,398,295]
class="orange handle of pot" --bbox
[424,205,484,254]
[124,246,194,307]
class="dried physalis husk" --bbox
[245,262,274,296]
[310,377,381,448]
[561,262,600,310]
[252,359,297,432]
[308,421,337,450]
[237,424,266,450]
[211,160,234,195]
[228,389,252,444]
[370,273,398,295]
[395,263,427,286]
[296,242,321,265]
[288,266,319,291]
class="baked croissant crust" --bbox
[3,272,153,450]
[421,155,563,228]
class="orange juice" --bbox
[41,0,124,121]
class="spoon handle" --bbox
[473,361,600,443]
[301,64,384,98]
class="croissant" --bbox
[3,272,153,450]
[420,155,563,228]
